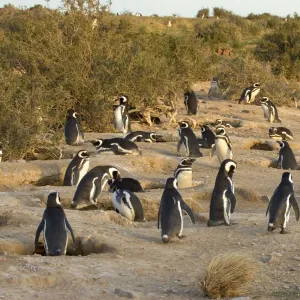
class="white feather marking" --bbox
[43,220,48,255]
[177,199,183,237]
[90,177,99,203]
[283,195,291,229]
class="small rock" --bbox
[114,288,140,299]
[293,256,300,261]
[260,255,279,264]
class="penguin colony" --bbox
[31,86,299,256]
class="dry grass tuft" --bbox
[200,253,257,298]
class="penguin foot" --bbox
[162,235,170,243]
[207,220,224,227]
[280,228,290,234]
[177,235,186,239]
[267,226,274,232]
[230,221,238,225]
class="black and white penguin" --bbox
[269,127,294,141]
[215,118,238,128]
[177,121,203,157]
[107,173,144,193]
[174,158,195,189]
[158,177,195,243]
[71,166,120,208]
[260,97,281,123]
[35,192,75,256]
[239,83,261,104]
[266,172,299,234]
[277,141,297,170]
[114,95,131,134]
[63,150,90,186]
[184,90,198,115]
[198,125,215,148]
[211,127,233,163]
[0,144,3,162]
[91,138,141,155]
[64,109,84,146]
[125,131,164,143]
[110,186,145,222]
[208,159,237,227]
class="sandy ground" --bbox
[1,98,300,299]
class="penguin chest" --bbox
[215,139,232,162]
[112,192,135,221]
[269,106,275,122]
[261,105,269,120]
[114,107,124,132]
[250,89,260,102]
[176,170,192,189]
[77,160,90,186]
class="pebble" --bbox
[114,288,140,299]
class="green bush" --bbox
[196,8,209,18]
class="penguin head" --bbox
[215,127,226,136]
[91,139,103,149]
[108,167,120,179]
[119,95,128,105]
[222,159,237,178]
[77,150,89,160]
[201,125,210,132]
[47,192,62,208]
[165,177,178,190]
[215,118,222,125]
[281,172,293,184]
[269,127,277,134]
[179,157,195,166]
[278,141,289,149]
[253,83,260,88]
[107,178,119,192]
[260,97,269,104]
[67,109,78,119]
[150,133,163,141]
[184,94,189,101]
[178,121,189,129]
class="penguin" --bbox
[277,141,297,170]
[71,166,120,208]
[114,95,131,134]
[184,90,198,115]
[0,144,3,162]
[266,172,299,234]
[174,158,195,189]
[260,97,281,123]
[207,159,237,227]
[63,150,90,186]
[110,185,145,221]
[107,173,144,193]
[239,83,261,104]
[269,127,293,141]
[91,138,141,155]
[158,177,195,243]
[198,125,215,148]
[214,118,240,128]
[64,109,84,146]
[211,127,233,164]
[177,121,203,158]
[125,131,164,143]
[35,192,75,256]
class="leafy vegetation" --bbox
[0,2,299,159]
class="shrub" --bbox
[200,253,257,298]
[196,8,209,18]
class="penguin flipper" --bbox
[34,218,45,248]
[65,218,76,244]
[177,138,184,153]
[72,167,79,186]
[226,190,237,213]
[180,199,195,224]
[210,144,216,159]
[290,193,300,221]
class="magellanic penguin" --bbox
[269,127,294,141]
[177,121,203,158]
[114,95,131,134]
[174,158,195,189]
[125,131,164,143]
[211,127,233,164]
[110,184,145,222]
[198,125,215,148]
[63,150,90,186]
[266,172,299,234]
[64,109,84,146]
[184,90,198,115]
[91,138,141,155]
[238,83,261,104]
[107,173,144,193]
[260,97,281,123]
[208,159,237,227]
[158,177,195,243]
[277,141,298,170]
[35,192,75,256]
[0,144,3,162]
[71,166,120,208]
